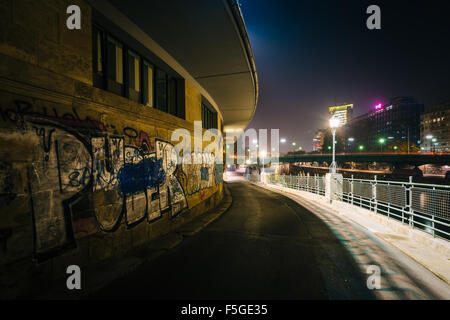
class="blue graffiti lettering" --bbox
[117,157,166,196]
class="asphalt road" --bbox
[88,180,449,300]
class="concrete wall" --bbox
[0,0,224,297]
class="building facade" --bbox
[420,102,450,153]
[340,97,424,153]
[313,129,326,152]
[329,103,353,126]
[0,0,257,297]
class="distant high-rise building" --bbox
[420,102,450,153]
[328,104,353,126]
[343,97,424,152]
[313,129,326,152]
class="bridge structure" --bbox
[275,153,450,166]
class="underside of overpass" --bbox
[104,0,258,132]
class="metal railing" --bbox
[332,175,450,240]
[274,174,326,196]
[246,173,450,240]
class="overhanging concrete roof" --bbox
[102,0,258,132]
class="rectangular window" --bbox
[93,27,104,88]
[202,102,217,130]
[91,25,185,119]
[155,69,167,112]
[106,36,124,95]
[168,77,177,116]
[143,61,154,107]
[127,50,141,102]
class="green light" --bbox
[328,146,332,150]
[394,146,398,150]
[378,138,385,144]
[359,145,364,150]
[292,142,296,146]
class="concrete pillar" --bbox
[325,173,343,203]
[260,172,271,184]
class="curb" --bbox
[39,184,233,299]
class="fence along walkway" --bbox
[248,174,450,241]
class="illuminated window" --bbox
[91,24,185,119]
[93,26,104,88]
[127,50,140,102]
[143,61,154,107]
[106,35,124,95]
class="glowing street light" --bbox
[358,145,364,153]
[280,138,287,143]
[329,117,341,173]
[378,138,385,152]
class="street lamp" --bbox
[425,135,434,152]
[329,117,341,173]
[347,137,355,153]
[378,138,385,153]
[432,138,438,152]
[260,151,267,173]
[280,138,287,144]
[358,145,364,153]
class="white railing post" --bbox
[350,175,354,205]
[408,176,414,228]
[373,175,377,214]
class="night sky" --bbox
[240,0,450,152]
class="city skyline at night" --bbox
[241,0,450,151]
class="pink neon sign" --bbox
[375,103,383,110]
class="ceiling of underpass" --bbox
[106,0,258,131]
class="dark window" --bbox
[168,77,177,116]
[202,102,217,130]
[155,69,167,112]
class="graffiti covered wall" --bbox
[0,93,223,264]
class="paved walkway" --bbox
[88,181,449,299]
